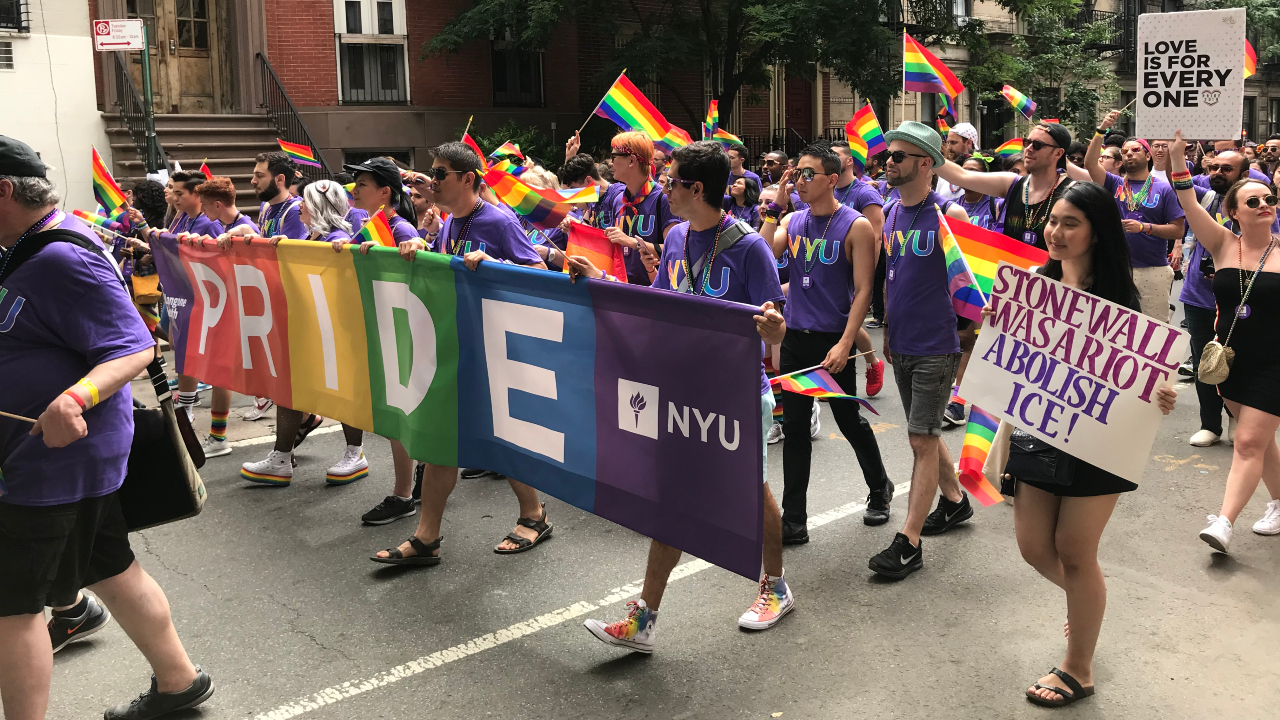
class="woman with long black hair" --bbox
[723,176,761,228]
[985,182,1178,707]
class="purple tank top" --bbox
[784,205,861,332]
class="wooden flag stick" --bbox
[462,115,473,138]
[1118,96,1138,114]
[1,409,37,424]
[773,350,875,381]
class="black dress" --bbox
[1213,267,1280,417]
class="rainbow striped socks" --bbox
[210,410,228,441]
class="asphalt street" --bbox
[47,324,1279,720]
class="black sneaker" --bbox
[781,520,809,545]
[411,462,424,504]
[942,401,966,427]
[49,595,112,653]
[868,533,922,579]
[863,483,894,526]
[921,492,973,536]
[361,495,417,525]
[104,668,214,720]
[459,467,491,479]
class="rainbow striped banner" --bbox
[957,406,1004,506]
[149,234,771,579]
[937,208,984,322]
[994,138,1024,157]
[903,32,964,97]
[483,167,576,231]
[948,215,1049,297]
[490,141,524,160]
[770,368,877,415]
[277,139,322,168]
[845,103,888,170]
[1245,40,1257,79]
[72,208,126,233]
[91,146,127,215]
[1001,85,1036,119]
[354,207,395,247]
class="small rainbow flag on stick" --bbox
[198,160,211,179]
[994,138,1024,157]
[845,103,888,170]
[903,31,965,97]
[490,141,524,161]
[463,133,487,166]
[770,367,878,415]
[937,116,952,134]
[73,208,126,233]
[91,146,127,215]
[564,222,628,282]
[1001,85,1036,120]
[277,139,322,168]
[949,216,1049,297]
[353,207,395,247]
[708,127,742,147]
[594,72,673,147]
[483,168,577,231]
[939,93,956,120]
[957,406,1005,506]
[703,100,719,140]
[1245,40,1257,79]
[937,208,985,323]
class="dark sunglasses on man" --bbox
[1243,195,1279,209]
[1208,163,1238,174]
[1021,138,1060,152]
[662,175,698,191]
[886,150,928,165]
[427,167,473,181]
[795,167,833,181]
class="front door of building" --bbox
[126,0,221,113]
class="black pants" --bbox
[780,329,891,524]
[871,251,887,322]
[1185,303,1228,435]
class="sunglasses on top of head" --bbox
[1021,138,1060,152]
[1244,195,1279,209]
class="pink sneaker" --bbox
[865,358,885,397]
[583,601,656,653]
[737,574,794,630]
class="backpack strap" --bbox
[676,219,752,294]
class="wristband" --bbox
[1172,177,1194,191]
[1095,127,1106,137]
[547,247,557,262]
[766,201,785,214]
[1170,170,1192,180]
[77,378,100,407]
[763,213,779,224]
[62,389,87,410]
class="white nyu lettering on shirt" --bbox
[372,280,436,415]
[482,299,564,463]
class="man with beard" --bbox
[1086,110,1185,322]
[935,123,978,201]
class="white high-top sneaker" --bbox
[1199,515,1233,553]
[240,450,293,486]
[325,446,369,485]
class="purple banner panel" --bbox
[150,234,197,376]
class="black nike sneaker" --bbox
[868,533,923,580]
[49,595,112,653]
[104,668,214,720]
[921,491,973,536]
[863,483,894,526]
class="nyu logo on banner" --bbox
[617,379,742,451]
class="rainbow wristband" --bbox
[62,390,87,410]
[76,378,100,408]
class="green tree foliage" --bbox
[469,119,560,171]
[1187,0,1280,60]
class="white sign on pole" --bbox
[92,19,146,52]
[1135,8,1246,141]
[958,262,1189,483]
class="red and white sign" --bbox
[92,19,146,52]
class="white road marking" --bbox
[247,482,912,720]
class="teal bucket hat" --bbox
[883,121,944,166]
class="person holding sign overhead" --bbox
[1168,132,1280,552]
[980,181,1178,708]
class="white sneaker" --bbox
[1252,500,1280,536]
[583,601,656,653]
[1189,429,1221,447]
[767,422,784,445]
[242,397,274,421]
[738,573,795,630]
[325,446,369,485]
[241,450,293,486]
[1227,416,1237,445]
[809,402,821,439]
[1199,514,1232,553]
[201,434,232,458]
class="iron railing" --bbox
[256,52,331,179]
[0,0,29,32]
[112,52,167,174]
[1066,9,1123,50]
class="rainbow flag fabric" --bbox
[939,93,956,120]
[463,133,487,165]
[594,72,673,147]
[564,222,628,282]
[845,103,888,170]
[656,124,693,154]
[770,368,878,415]
[956,406,1005,506]
[903,32,964,97]
[483,167,576,231]
[1245,40,1256,79]
[198,161,212,179]
[491,158,526,176]
[73,208,125,233]
[703,100,719,140]
[554,186,600,203]
[277,139,322,168]
[948,215,1049,297]
[490,142,524,161]
[353,208,395,247]
[937,116,952,134]
[709,127,741,148]
[937,209,985,322]
[994,138,1024,157]
[1001,85,1036,119]
[91,146,127,215]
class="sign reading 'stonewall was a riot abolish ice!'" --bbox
[959,263,1189,483]
[1136,8,1245,141]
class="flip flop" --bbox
[494,504,553,554]
[1026,667,1094,708]
[371,535,442,566]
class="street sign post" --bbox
[94,19,160,173]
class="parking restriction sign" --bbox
[92,19,146,51]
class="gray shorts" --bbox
[890,352,961,436]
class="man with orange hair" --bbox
[597,131,680,285]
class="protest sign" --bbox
[959,262,1189,482]
[1135,8,1245,141]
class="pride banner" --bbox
[151,236,767,578]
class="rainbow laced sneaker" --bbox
[737,575,794,630]
[583,601,656,653]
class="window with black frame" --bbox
[492,39,544,108]
[0,0,27,32]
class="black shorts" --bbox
[0,492,135,616]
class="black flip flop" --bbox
[371,535,442,566]
[494,504,552,554]
[1026,667,1094,708]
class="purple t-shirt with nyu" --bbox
[961,195,1003,231]
[835,180,885,216]
[258,196,308,240]
[0,215,154,506]
[599,182,677,285]
[437,200,542,265]
[655,218,785,395]
[784,205,861,333]
[1102,172,1185,268]
[884,192,962,356]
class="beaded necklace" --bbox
[1021,176,1057,232]
[1121,174,1155,212]
[886,198,928,282]
[800,207,838,286]
[447,200,486,256]
[682,212,729,296]
[0,209,60,280]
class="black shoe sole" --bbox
[782,533,810,545]
[361,507,418,525]
[863,509,890,526]
[869,556,922,580]
[52,608,112,653]
[920,504,974,536]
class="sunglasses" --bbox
[796,167,831,181]
[610,150,634,160]
[427,167,472,181]
[887,150,928,164]
[1244,195,1279,209]
[1021,138,1060,152]
[662,176,698,190]
[1208,164,1238,174]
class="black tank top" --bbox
[1001,175,1073,250]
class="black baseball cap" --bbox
[342,157,403,199]
[0,136,46,178]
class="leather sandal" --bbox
[371,535,442,566]
[494,504,552,554]
[293,413,324,449]
[1025,667,1094,708]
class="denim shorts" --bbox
[890,352,961,436]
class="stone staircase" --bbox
[103,113,281,217]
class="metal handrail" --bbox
[112,52,167,174]
[255,52,331,179]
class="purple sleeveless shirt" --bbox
[784,205,861,333]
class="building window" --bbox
[1270,99,1280,137]
[979,98,1013,150]
[335,0,408,104]
[492,40,544,108]
[344,1,361,33]
[176,0,209,50]
[0,41,12,70]
[0,0,27,32]
[126,0,158,47]
[376,1,393,33]
[1242,96,1255,142]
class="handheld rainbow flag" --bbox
[956,406,1005,506]
[564,222,628,282]
[903,32,964,97]
[483,167,577,231]
[937,208,985,323]
[554,186,600,203]
[1245,40,1256,79]
[490,141,524,161]
[703,100,719,140]
[594,72,686,151]
[343,182,355,202]
[1001,85,1036,120]
[353,207,395,247]
[939,93,956,121]
[656,124,693,154]
[277,139,322,168]
[73,208,126,233]
[994,138,1024,157]
[462,133,487,166]
[770,368,878,415]
[937,116,952,134]
[948,215,1048,297]
[1042,118,1060,124]
[91,146,127,215]
[198,160,212,179]
[491,158,527,177]
[709,127,742,147]
[844,103,888,170]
